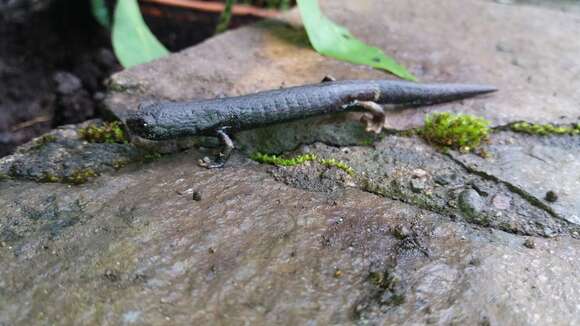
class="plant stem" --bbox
[216,0,235,34]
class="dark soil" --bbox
[0,1,119,157]
[0,0,261,157]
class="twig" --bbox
[10,115,52,131]
[141,0,280,18]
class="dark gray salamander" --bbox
[126,79,496,167]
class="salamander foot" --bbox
[198,128,234,169]
[357,101,386,134]
[321,75,336,83]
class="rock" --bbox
[545,190,558,203]
[523,238,536,249]
[492,193,511,210]
[458,189,485,218]
[450,133,580,225]
[1,0,580,324]
[410,179,426,193]
[53,71,82,95]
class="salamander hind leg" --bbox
[198,128,235,169]
[357,101,386,134]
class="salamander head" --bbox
[126,102,185,140]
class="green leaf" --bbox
[296,0,416,81]
[111,0,169,68]
[90,0,110,28]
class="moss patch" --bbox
[510,122,580,136]
[421,112,490,152]
[79,121,127,144]
[64,169,98,185]
[251,152,318,166]
[319,158,355,176]
[30,134,57,150]
[0,172,11,181]
[252,152,356,175]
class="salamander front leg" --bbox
[198,128,234,169]
[358,101,386,134]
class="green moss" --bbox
[252,152,356,176]
[78,121,127,144]
[40,173,61,183]
[141,151,163,162]
[31,134,57,150]
[510,122,580,136]
[112,159,130,170]
[251,152,318,166]
[63,169,98,185]
[421,112,490,152]
[0,172,11,181]
[319,158,356,176]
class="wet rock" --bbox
[0,120,143,184]
[450,132,580,225]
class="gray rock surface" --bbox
[451,133,580,225]
[1,0,580,325]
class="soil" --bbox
[0,0,261,157]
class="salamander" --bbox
[126,77,496,168]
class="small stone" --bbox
[192,191,202,201]
[334,269,343,278]
[458,189,485,217]
[53,71,82,95]
[545,191,558,203]
[523,238,536,249]
[492,194,511,210]
[434,173,458,186]
[392,225,410,240]
[103,269,120,282]
[410,179,426,193]
[543,227,555,237]
[412,169,428,179]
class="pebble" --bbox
[410,179,426,193]
[459,189,484,216]
[52,71,82,95]
[545,190,558,203]
[523,238,536,249]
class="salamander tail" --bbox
[378,81,497,106]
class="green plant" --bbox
[252,152,356,175]
[297,0,415,80]
[91,0,413,78]
[78,121,127,144]
[421,112,490,152]
[251,152,317,166]
[216,0,236,34]
[91,0,169,68]
[510,122,580,136]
